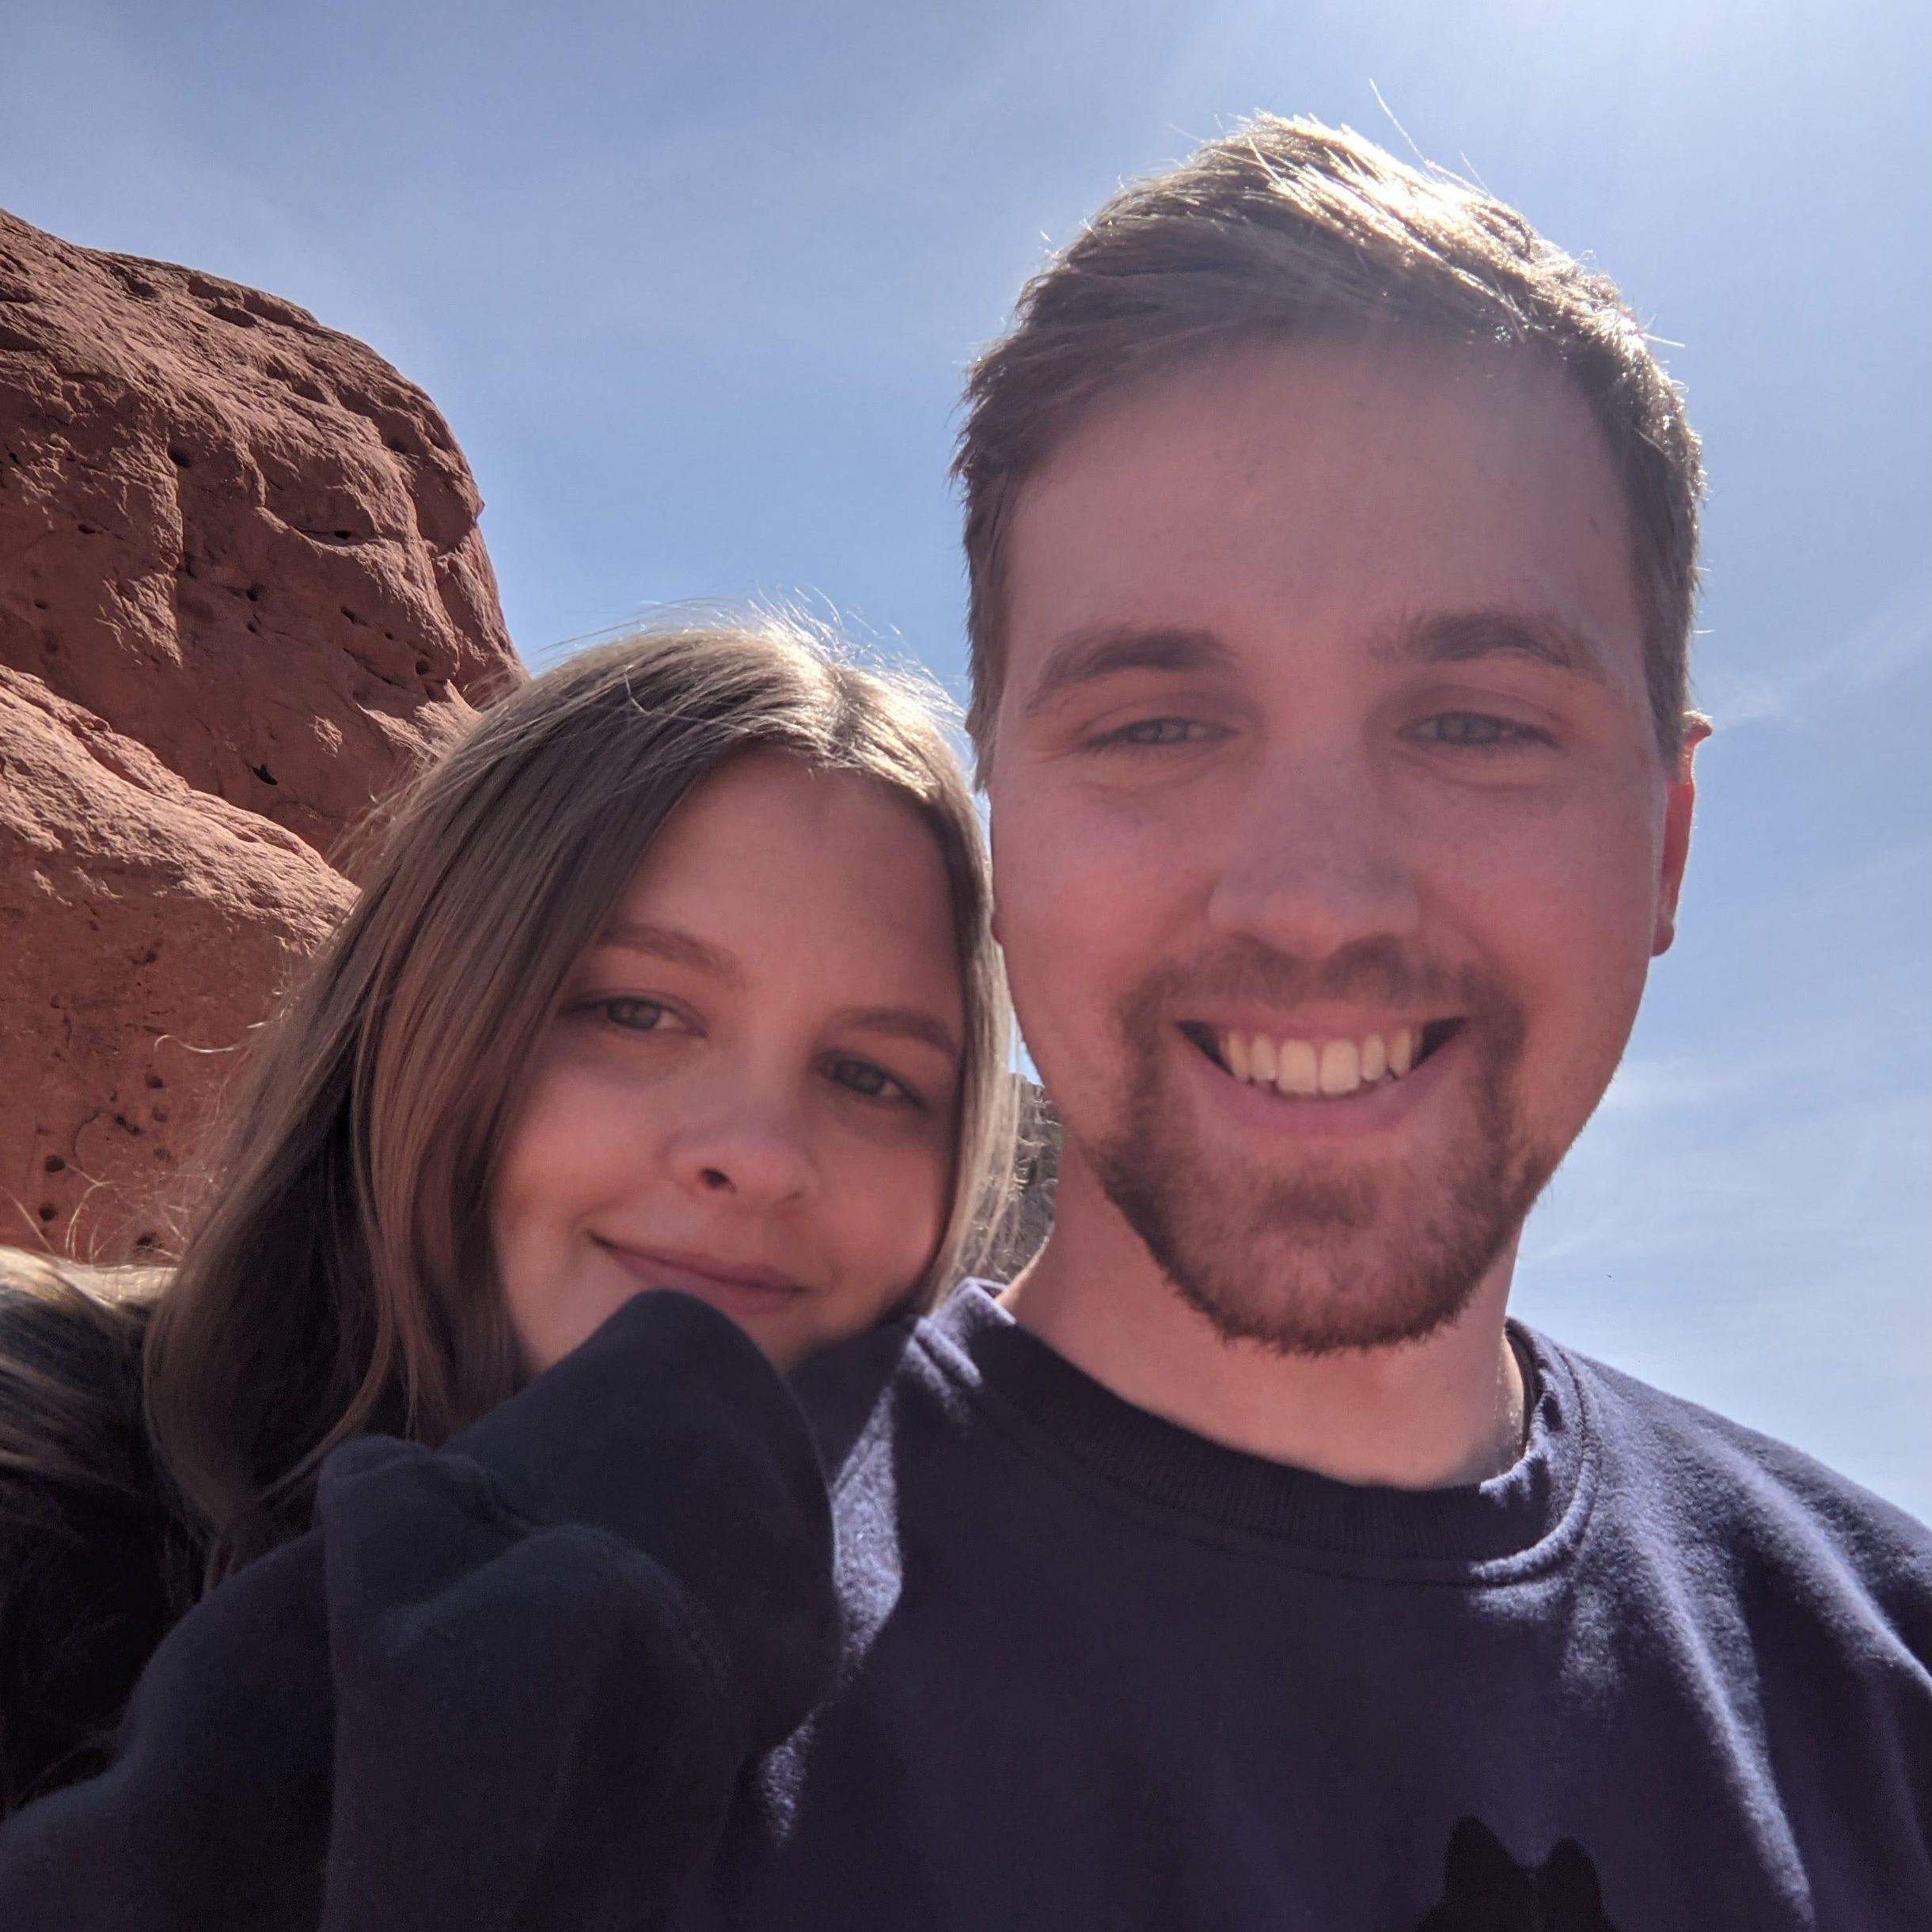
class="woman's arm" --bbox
[0,1289,838,1931]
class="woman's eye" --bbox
[1092,717,1226,750]
[1413,712,1551,750]
[594,997,673,1033]
[826,1057,915,1105]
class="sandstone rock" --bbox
[0,207,522,864]
[984,1078,1058,1280]
[1,667,354,1257]
[0,209,524,1258]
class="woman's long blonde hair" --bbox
[6,617,1015,1602]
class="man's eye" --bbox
[1414,712,1550,750]
[1093,717,1224,750]
[826,1057,915,1105]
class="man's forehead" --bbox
[998,335,1644,698]
[1012,336,1623,536]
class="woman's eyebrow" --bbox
[833,1007,963,1062]
[593,919,745,988]
[583,936,958,1061]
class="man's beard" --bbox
[1084,938,1558,1357]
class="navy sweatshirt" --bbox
[2,1280,1928,1929]
[681,1284,1932,1931]
[0,1289,838,1930]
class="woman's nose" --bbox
[666,1110,820,1209]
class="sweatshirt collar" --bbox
[914,1281,1592,1573]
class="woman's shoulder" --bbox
[0,1247,178,1813]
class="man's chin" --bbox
[1088,1111,1549,1358]
[1162,1226,1496,1357]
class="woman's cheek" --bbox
[844,1135,952,1302]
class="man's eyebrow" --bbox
[833,1007,963,1064]
[1382,609,1611,683]
[1021,626,1235,718]
[592,920,745,988]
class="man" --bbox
[685,117,1930,1929]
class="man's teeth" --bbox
[1218,1026,1422,1098]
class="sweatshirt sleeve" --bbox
[0,1289,839,1932]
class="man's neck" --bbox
[1000,1156,1527,1491]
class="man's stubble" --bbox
[1084,939,1559,1357]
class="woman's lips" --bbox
[594,1240,805,1318]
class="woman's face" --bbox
[492,750,967,1373]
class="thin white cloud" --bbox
[1698,589,1931,730]
[1595,1050,1803,1116]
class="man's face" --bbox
[988,336,1695,1355]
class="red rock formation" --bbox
[0,207,519,860]
[0,208,524,1254]
[1,669,353,1253]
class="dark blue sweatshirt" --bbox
[0,1288,839,1930]
[682,1284,1932,1930]
[2,1280,1927,1929]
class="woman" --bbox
[0,616,1015,1925]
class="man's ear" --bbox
[985,784,1006,950]
[1652,714,1710,958]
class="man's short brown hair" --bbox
[955,116,1703,775]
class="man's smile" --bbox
[1171,1012,1474,1141]
[1182,1016,1467,1099]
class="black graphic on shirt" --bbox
[1414,1816,1617,1930]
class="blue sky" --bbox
[4,0,1926,1516]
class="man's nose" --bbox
[1204,743,1422,960]
[667,1103,820,1209]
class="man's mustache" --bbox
[1127,936,1507,1021]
